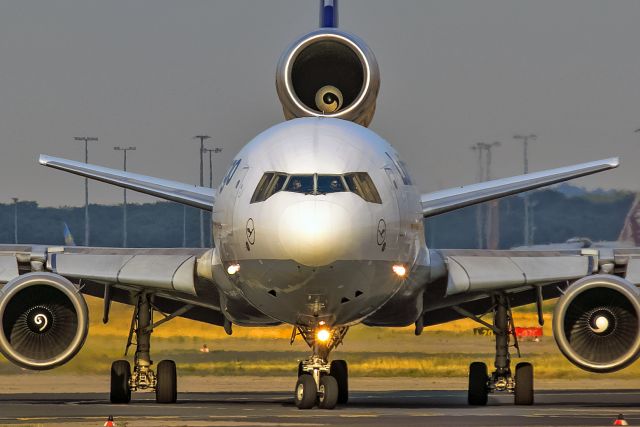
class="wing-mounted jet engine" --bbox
[0,272,88,370]
[553,274,640,373]
[276,28,380,127]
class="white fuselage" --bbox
[212,117,425,327]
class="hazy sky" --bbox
[1,0,640,206]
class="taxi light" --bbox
[316,328,331,343]
[392,264,407,277]
[227,263,240,275]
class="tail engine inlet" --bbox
[0,272,88,370]
[553,274,640,373]
[276,29,380,127]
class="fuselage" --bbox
[211,117,425,327]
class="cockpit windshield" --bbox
[285,175,315,194]
[250,172,381,204]
[317,175,346,194]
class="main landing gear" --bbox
[463,293,534,406]
[291,323,349,409]
[110,292,179,404]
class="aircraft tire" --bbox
[468,361,488,406]
[514,362,534,405]
[156,360,177,403]
[110,360,131,404]
[318,375,338,409]
[294,374,317,409]
[330,360,349,404]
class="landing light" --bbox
[316,328,331,343]
[392,264,407,277]
[227,264,240,275]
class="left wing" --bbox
[39,155,215,210]
[420,158,619,217]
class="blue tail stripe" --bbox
[320,0,338,28]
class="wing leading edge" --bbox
[420,157,619,217]
[39,155,215,210]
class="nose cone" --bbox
[279,200,352,266]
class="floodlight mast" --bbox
[114,146,136,247]
[74,136,99,246]
[513,134,538,246]
[193,135,211,248]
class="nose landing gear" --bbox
[291,324,349,409]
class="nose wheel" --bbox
[292,325,349,409]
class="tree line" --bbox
[0,187,634,249]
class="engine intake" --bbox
[0,272,88,370]
[276,29,380,127]
[553,274,640,373]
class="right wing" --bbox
[420,158,619,217]
[39,155,215,210]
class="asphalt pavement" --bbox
[0,389,638,426]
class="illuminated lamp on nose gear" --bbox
[316,328,331,343]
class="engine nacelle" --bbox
[0,272,88,370]
[276,29,380,127]
[553,274,640,373]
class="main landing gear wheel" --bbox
[467,361,488,406]
[514,362,534,405]
[318,375,338,409]
[156,360,177,404]
[110,360,132,404]
[330,360,349,404]
[295,374,317,409]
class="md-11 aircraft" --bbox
[1,0,639,410]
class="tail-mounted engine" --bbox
[553,274,640,373]
[0,272,88,370]
[276,29,380,127]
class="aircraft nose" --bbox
[278,200,352,267]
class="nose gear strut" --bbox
[291,324,349,409]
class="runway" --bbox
[0,389,638,426]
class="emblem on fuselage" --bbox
[246,218,255,251]
[377,218,386,251]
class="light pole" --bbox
[114,146,136,247]
[202,146,222,247]
[74,136,99,246]
[193,135,210,248]
[513,134,537,246]
[471,143,486,248]
[11,197,18,244]
[482,142,501,249]
[202,147,223,188]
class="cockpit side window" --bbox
[285,175,314,194]
[251,172,289,203]
[250,173,274,203]
[317,175,346,194]
[344,172,382,204]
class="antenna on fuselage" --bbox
[319,0,338,28]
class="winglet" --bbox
[421,157,620,217]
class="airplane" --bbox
[1,0,639,410]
